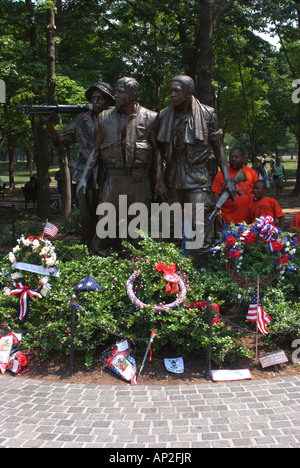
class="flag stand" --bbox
[255,275,260,363]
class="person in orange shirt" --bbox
[290,212,300,244]
[212,147,259,226]
[250,180,285,230]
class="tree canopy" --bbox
[0,0,299,203]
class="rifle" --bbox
[208,168,247,221]
[16,104,93,115]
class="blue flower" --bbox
[287,266,296,271]
[222,230,228,240]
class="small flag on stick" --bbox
[43,222,58,238]
[246,286,271,335]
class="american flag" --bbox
[73,275,102,292]
[246,286,272,335]
[43,222,58,238]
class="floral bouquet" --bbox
[2,235,59,320]
[211,216,297,287]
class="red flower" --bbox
[279,254,289,264]
[271,241,283,251]
[226,236,236,247]
[27,236,35,242]
[243,233,256,244]
[229,249,240,259]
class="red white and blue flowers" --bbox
[1,235,59,321]
[211,216,297,273]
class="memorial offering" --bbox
[211,216,297,288]
[2,233,59,321]
[126,262,187,312]
[100,339,137,385]
[0,332,22,374]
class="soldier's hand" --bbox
[222,178,237,201]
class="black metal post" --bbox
[70,294,77,376]
[206,296,212,380]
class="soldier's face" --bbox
[91,90,109,113]
[115,85,132,107]
[170,81,189,107]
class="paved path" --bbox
[0,374,300,448]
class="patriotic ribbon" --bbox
[10,283,42,321]
[256,216,278,250]
[155,262,179,294]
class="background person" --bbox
[212,147,259,226]
[290,212,300,244]
[250,180,285,231]
[271,156,287,197]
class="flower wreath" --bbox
[211,216,297,287]
[2,235,59,321]
[126,262,187,311]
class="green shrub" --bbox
[0,235,252,366]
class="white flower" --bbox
[11,272,23,280]
[8,252,16,264]
[3,287,11,296]
[45,257,55,267]
[32,239,40,251]
[40,284,51,297]
[39,277,49,285]
[12,246,20,254]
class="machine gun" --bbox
[16,104,93,115]
[208,168,247,221]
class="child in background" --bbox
[290,212,300,244]
[250,180,285,231]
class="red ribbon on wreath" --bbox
[10,283,42,321]
[156,262,179,294]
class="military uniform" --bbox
[89,104,158,255]
[157,96,223,264]
[58,110,100,247]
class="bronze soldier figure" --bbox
[42,82,115,247]
[77,76,166,256]
[157,75,236,267]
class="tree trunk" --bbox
[289,103,300,197]
[196,0,213,105]
[48,1,71,216]
[238,60,255,160]
[289,0,300,196]
[57,147,72,217]
[31,119,51,218]
[7,135,15,190]
[25,148,33,176]
[46,5,57,105]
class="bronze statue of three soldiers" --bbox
[44,75,236,267]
